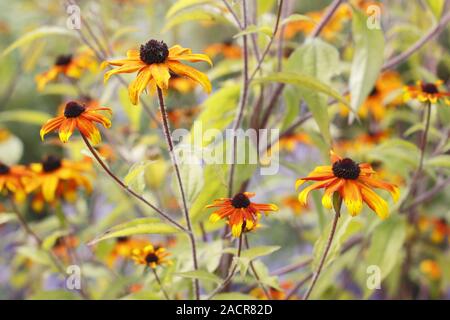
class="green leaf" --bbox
[176,269,222,283]
[171,148,204,206]
[0,110,52,125]
[281,14,315,25]
[312,214,362,270]
[163,9,230,31]
[166,0,217,18]
[254,72,350,108]
[241,245,280,260]
[190,84,241,146]
[233,25,272,39]
[425,0,445,18]
[2,26,77,58]
[425,155,450,169]
[349,8,385,116]
[88,218,180,245]
[285,38,341,145]
[41,83,79,96]
[364,215,406,296]
[124,161,149,194]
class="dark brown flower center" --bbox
[55,54,73,66]
[0,162,10,175]
[369,86,379,96]
[64,101,86,118]
[116,236,129,243]
[140,39,169,65]
[231,193,251,208]
[223,38,233,46]
[421,82,439,94]
[42,155,62,173]
[145,253,159,264]
[332,158,360,180]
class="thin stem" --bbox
[221,0,243,29]
[151,268,170,300]
[400,102,432,210]
[303,199,341,300]
[80,134,186,232]
[248,0,284,82]
[10,198,42,245]
[310,0,344,38]
[228,0,250,196]
[156,88,200,300]
[207,235,243,300]
[244,235,272,300]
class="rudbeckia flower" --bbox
[131,243,172,269]
[40,100,112,145]
[404,80,450,105]
[52,235,79,263]
[296,151,399,219]
[206,192,278,237]
[25,155,93,202]
[103,39,212,105]
[277,132,311,153]
[204,40,242,59]
[106,237,149,267]
[0,162,32,202]
[35,50,97,91]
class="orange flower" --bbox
[206,192,278,237]
[107,237,149,267]
[204,40,242,59]
[420,259,442,280]
[35,50,97,91]
[277,132,311,152]
[103,40,212,105]
[250,282,294,300]
[131,243,172,269]
[296,151,399,219]
[25,155,93,202]
[404,80,450,105]
[283,195,308,215]
[52,235,79,263]
[40,100,112,145]
[0,162,32,202]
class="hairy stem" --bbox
[81,134,186,232]
[156,88,200,300]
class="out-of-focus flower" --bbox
[404,80,450,105]
[250,282,295,300]
[283,5,351,41]
[277,133,311,153]
[107,237,149,267]
[206,192,278,237]
[334,130,390,155]
[35,50,97,91]
[52,235,79,263]
[40,101,112,145]
[0,162,32,202]
[167,74,199,94]
[165,106,201,128]
[340,71,403,121]
[103,40,212,105]
[420,259,442,280]
[131,243,172,269]
[25,155,92,203]
[296,151,399,219]
[283,195,308,215]
[204,40,241,59]
[418,216,449,244]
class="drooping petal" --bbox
[128,67,152,105]
[340,180,363,216]
[358,176,400,202]
[42,175,59,202]
[149,63,170,90]
[167,61,211,93]
[169,53,212,66]
[35,67,60,91]
[168,45,192,56]
[322,178,345,209]
[298,178,335,206]
[81,111,112,128]
[358,182,389,219]
[76,118,102,145]
[58,118,76,143]
[40,116,65,140]
[103,62,145,83]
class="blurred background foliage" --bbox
[0,0,450,300]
